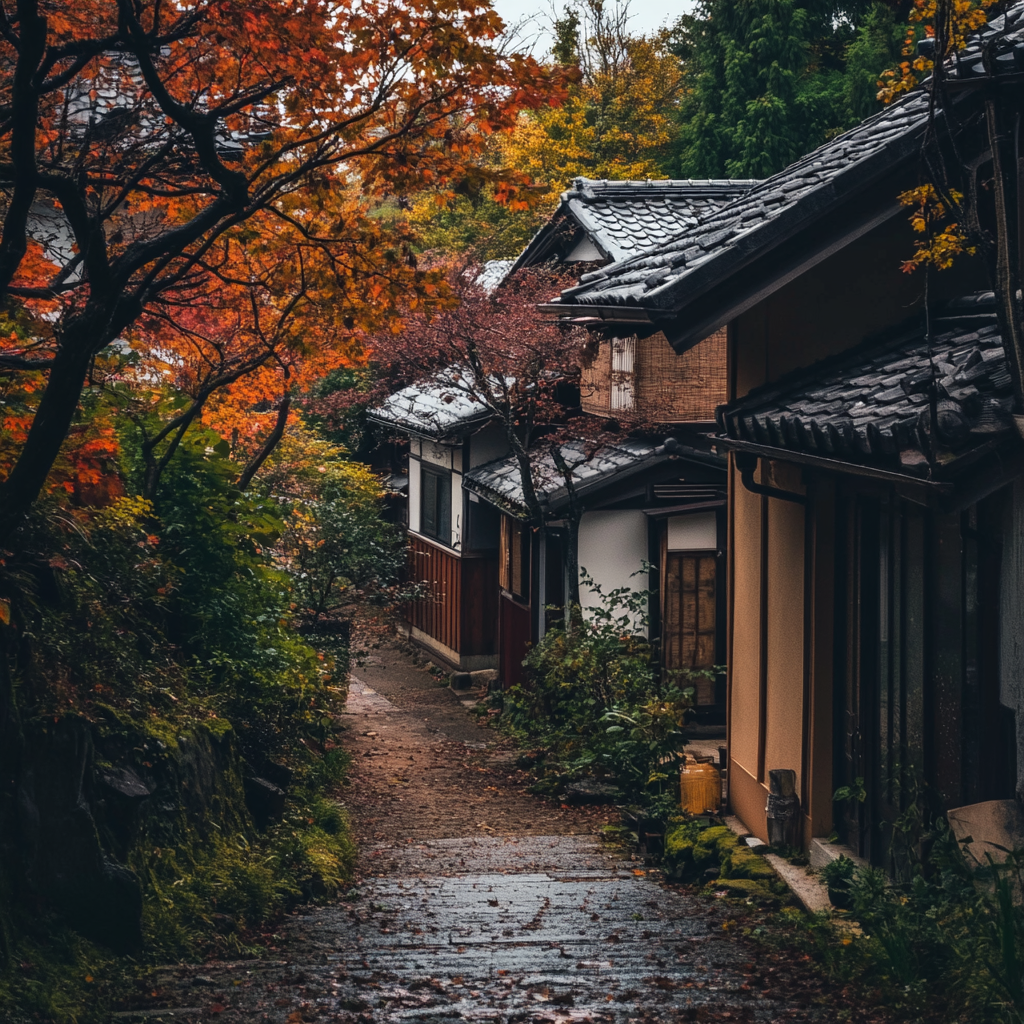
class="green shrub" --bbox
[501,573,717,817]
[0,429,363,1019]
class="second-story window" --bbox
[420,465,451,544]
[610,336,636,412]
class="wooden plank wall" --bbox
[406,534,461,653]
[461,555,499,657]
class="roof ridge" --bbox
[550,1,1024,315]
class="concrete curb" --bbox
[722,815,832,914]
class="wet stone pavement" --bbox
[136,646,833,1023]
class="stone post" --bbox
[765,768,799,848]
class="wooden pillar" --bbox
[803,476,835,844]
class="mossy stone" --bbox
[663,825,697,880]
[664,823,745,882]
[713,877,779,904]
[691,825,738,868]
[721,847,777,881]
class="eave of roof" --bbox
[716,309,1018,488]
[464,436,726,516]
[366,370,495,441]
[543,4,1024,344]
[464,439,666,516]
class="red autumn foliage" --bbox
[0,0,569,536]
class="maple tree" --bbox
[504,0,683,187]
[257,424,404,623]
[0,0,566,544]
[880,0,1024,416]
[366,265,634,608]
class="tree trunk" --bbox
[982,91,1024,418]
[0,335,93,547]
[238,396,290,491]
[565,502,582,611]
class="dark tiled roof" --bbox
[512,177,757,270]
[717,318,1015,477]
[366,369,494,440]
[464,438,667,514]
[545,5,1024,320]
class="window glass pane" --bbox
[422,468,437,536]
[437,471,451,542]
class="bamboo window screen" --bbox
[580,329,727,421]
[663,552,716,704]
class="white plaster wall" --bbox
[469,424,510,468]
[667,512,717,551]
[407,458,421,534]
[1001,478,1024,797]
[421,440,453,469]
[566,235,603,261]
[451,471,463,550]
[578,510,649,635]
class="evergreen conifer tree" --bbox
[671,1,907,179]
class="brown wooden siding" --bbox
[407,534,461,652]
[580,329,727,422]
[405,534,498,657]
[500,593,532,688]
[461,554,499,657]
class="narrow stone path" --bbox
[132,645,861,1023]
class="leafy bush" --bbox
[501,574,715,817]
[821,855,856,909]
[755,823,1024,1023]
[0,429,363,1020]
[260,426,405,623]
[841,826,1024,1021]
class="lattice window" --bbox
[420,465,451,543]
[663,552,716,703]
[610,336,635,412]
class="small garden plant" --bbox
[497,570,719,824]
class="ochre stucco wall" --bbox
[764,462,806,800]
[728,460,762,784]
[722,206,992,844]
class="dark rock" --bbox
[16,720,143,953]
[244,776,286,829]
[98,766,152,858]
[564,779,620,805]
[450,672,472,690]
[100,767,152,801]
[258,761,293,792]
[468,669,499,689]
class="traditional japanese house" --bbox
[370,179,752,697]
[366,371,509,671]
[514,177,756,426]
[463,437,727,711]
[540,8,1024,867]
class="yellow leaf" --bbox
[0,599,10,626]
